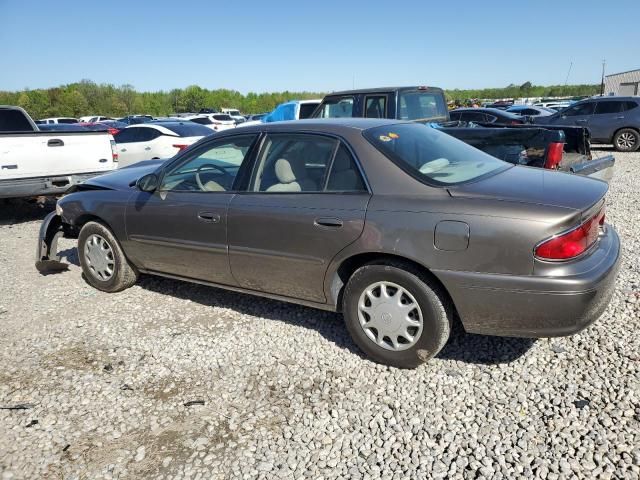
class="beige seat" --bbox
[265,157,315,192]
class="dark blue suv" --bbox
[534,96,640,152]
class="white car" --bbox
[220,108,246,124]
[184,114,236,132]
[79,115,112,123]
[36,117,78,125]
[113,122,213,167]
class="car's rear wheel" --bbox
[78,221,138,293]
[342,262,451,368]
[613,128,640,152]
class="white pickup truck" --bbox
[0,106,118,199]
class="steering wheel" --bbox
[195,163,230,191]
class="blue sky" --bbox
[1,0,638,93]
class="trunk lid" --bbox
[448,165,608,212]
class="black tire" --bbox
[613,128,640,152]
[342,261,452,368]
[78,221,138,293]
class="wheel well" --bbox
[612,126,639,140]
[332,252,459,319]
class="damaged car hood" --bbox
[77,160,166,191]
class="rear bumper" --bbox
[434,226,621,337]
[0,171,109,199]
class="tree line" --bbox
[0,80,601,119]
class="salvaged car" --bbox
[36,119,620,368]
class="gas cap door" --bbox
[434,220,470,251]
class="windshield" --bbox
[364,123,508,185]
[397,90,448,121]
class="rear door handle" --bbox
[314,217,343,228]
[576,119,587,123]
[198,211,220,223]
[616,116,625,119]
[121,148,127,152]
[144,147,151,151]
[47,139,64,147]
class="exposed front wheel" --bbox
[613,128,640,152]
[342,262,452,368]
[78,221,138,293]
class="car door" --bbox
[124,134,259,284]
[227,133,370,303]
[549,101,595,128]
[589,100,625,142]
[114,128,143,167]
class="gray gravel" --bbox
[1,148,639,479]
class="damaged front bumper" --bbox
[35,211,68,273]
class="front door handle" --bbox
[121,148,127,152]
[144,147,151,151]
[198,211,220,223]
[576,119,587,123]
[314,217,343,228]
[47,139,64,147]
[616,116,625,119]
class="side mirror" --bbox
[136,173,159,192]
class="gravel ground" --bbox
[0,148,638,480]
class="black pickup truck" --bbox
[311,86,615,181]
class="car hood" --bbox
[448,165,608,211]
[82,160,166,190]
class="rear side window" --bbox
[114,128,141,143]
[136,127,162,142]
[251,134,336,192]
[191,117,213,125]
[163,124,213,137]
[316,97,354,118]
[623,101,639,111]
[595,101,623,114]
[365,96,387,118]
[0,109,34,132]
[364,123,508,186]
[298,103,318,119]
[449,111,462,121]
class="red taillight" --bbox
[544,142,564,169]
[535,208,605,260]
[510,120,522,125]
[110,139,118,162]
[108,128,120,135]
[172,144,189,151]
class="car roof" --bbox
[217,118,409,135]
[453,107,512,114]
[324,86,443,96]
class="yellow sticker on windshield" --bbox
[388,132,399,139]
[379,135,391,142]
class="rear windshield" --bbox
[397,90,448,121]
[163,123,213,137]
[190,117,213,125]
[212,114,233,121]
[364,123,508,185]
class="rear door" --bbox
[590,100,626,142]
[227,133,370,303]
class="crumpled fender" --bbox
[35,211,68,273]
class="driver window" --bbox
[159,135,256,192]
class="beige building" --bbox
[604,69,640,96]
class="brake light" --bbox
[108,128,120,136]
[510,120,522,125]
[172,144,189,151]
[110,139,118,162]
[544,142,564,169]
[535,208,605,260]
